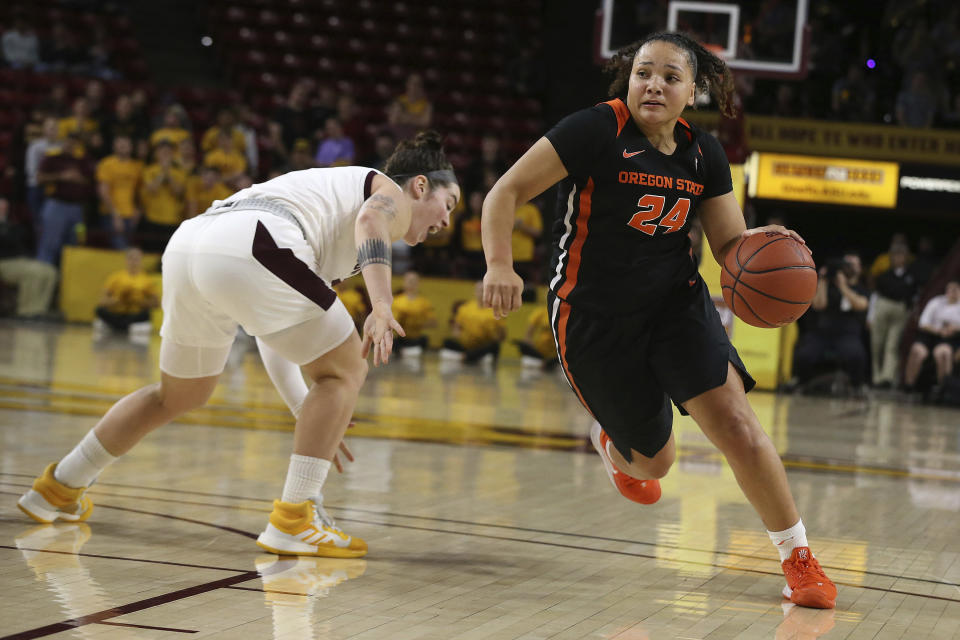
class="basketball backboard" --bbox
[598,0,809,78]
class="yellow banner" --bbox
[684,112,960,166]
[748,152,899,208]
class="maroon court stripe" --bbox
[97,620,197,633]
[251,221,336,310]
[0,571,260,640]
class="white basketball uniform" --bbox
[159,166,399,378]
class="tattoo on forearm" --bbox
[365,194,397,221]
[357,238,392,270]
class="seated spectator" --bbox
[149,105,192,157]
[333,280,367,333]
[896,72,937,128]
[514,306,557,370]
[364,131,395,171]
[441,282,506,365]
[392,272,436,357]
[387,73,433,139]
[93,247,158,339]
[792,252,870,393]
[0,197,58,319]
[456,191,485,279]
[177,138,198,176]
[96,135,144,249]
[186,166,232,218]
[101,94,150,161]
[512,199,543,282]
[903,280,960,393]
[336,94,368,160]
[269,80,315,164]
[868,244,916,387]
[25,117,62,239]
[314,118,355,168]
[35,132,96,265]
[204,130,247,187]
[1,11,40,69]
[201,108,246,156]
[59,97,102,157]
[138,141,187,253]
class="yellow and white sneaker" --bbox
[18,463,94,524]
[256,495,367,558]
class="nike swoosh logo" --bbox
[623,149,644,158]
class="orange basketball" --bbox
[720,232,817,328]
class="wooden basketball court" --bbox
[1,321,959,639]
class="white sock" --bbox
[54,429,117,488]
[280,454,331,504]
[768,519,809,562]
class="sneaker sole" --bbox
[255,539,367,559]
[18,490,93,524]
[783,584,836,609]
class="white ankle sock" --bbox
[768,519,809,562]
[54,429,117,488]
[280,454,331,504]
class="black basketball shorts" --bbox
[549,277,755,461]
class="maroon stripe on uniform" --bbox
[364,170,376,199]
[252,221,335,311]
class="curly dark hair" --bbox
[383,130,457,189]
[603,31,737,118]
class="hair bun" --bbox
[412,130,444,151]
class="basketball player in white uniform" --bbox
[18,132,460,558]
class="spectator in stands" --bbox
[512,199,543,283]
[101,94,150,161]
[464,135,508,195]
[177,137,198,177]
[364,131,395,171]
[83,79,108,123]
[86,21,118,80]
[0,197,57,319]
[270,138,315,178]
[35,131,95,265]
[1,11,40,69]
[896,72,938,128]
[869,233,911,285]
[234,104,260,176]
[201,108,246,156]
[25,117,61,238]
[204,130,247,187]
[441,281,506,365]
[41,22,88,73]
[387,73,433,139]
[59,97,101,156]
[310,83,338,128]
[336,94,368,160]
[514,306,557,370]
[93,247,158,339]
[773,84,804,118]
[457,191,485,279]
[37,84,70,120]
[128,88,152,138]
[96,135,144,249]
[269,80,315,164]
[392,271,436,357]
[333,281,367,333]
[149,105,192,156]
[868,244,916,388]
[186,166,232,218]
[138,140,187,253]
[314,118,355,168]
[903,280,960,393]
[831,63,876,122]
[792,252,870,393]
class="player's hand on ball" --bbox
[743,225,811,254]
[483,265,523,319]
[361,302,405,366]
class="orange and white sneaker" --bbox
[256,495,367,558]
[781,547,837,609]
[17,463,94,524]
[589,422,661,505]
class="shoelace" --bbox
[790,556,826,586]
[309,494,337,529]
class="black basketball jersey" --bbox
[545,98,733,315]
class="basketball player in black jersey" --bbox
[481,32,836,609]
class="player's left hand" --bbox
[361,302,405,366]
[332,422,356,473]
[743,225,811,254]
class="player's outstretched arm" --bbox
[482,137,567,318]
[355,178,410,365]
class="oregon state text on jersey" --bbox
[545,98,733,315]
